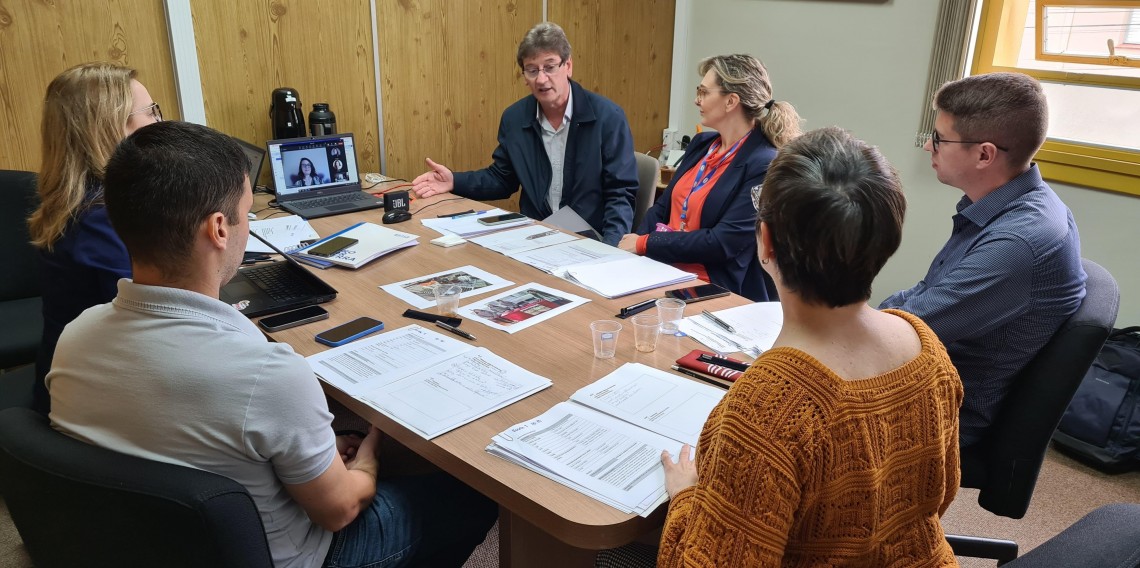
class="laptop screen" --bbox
[232,137,266,186]
[267,133,359,197]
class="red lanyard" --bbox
[680,133,749,230]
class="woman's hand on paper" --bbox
[617,233,640,253]
[661,444,697,499]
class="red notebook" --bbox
[675,350,747,382]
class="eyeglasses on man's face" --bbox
[695,85,725,103]
[523,60,566,80]
[129,102,163,122]
[930,129,1007,153]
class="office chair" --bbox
[633,152,660,230]
[1003,503,1140,568]
[0,407,274,568]
[946,259,1120,565]
[0,170,42,370]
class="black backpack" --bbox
[1052,327,1140,472]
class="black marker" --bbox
[671,365,729,390]
[435,320,476,341]
[438,209,474,218]
[696,354,750,372]
[617,298,658,318]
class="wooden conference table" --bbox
[259,190,751,567]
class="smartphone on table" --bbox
[315,317,385,347]
[307,236,358,257]
[665,283,731,303]
[476,212,526,226]
[258,305,330,332]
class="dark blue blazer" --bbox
[36,189,131,411]
[638,129,777,301]
[452,80,638,245]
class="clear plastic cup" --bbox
[631,313,661,352]
[590,320,622,359]
[433,284,462,316]
[656,298,686,333]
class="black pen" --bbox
[438,209,474,218]
[617,298,658,318]
[700,309,736,333]
[697,353,750,372]
[435,320,476,341]
[671,365,729,390]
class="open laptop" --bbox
[233,136,267,189]
[221,231,337,318]
[266,132,383,219]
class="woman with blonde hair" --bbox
[618,54,802,301]
[27,62,161,412]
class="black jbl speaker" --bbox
[384,190,410,212]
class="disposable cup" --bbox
[590,320,622,359]
[433,284,462,316]
[631,313,661,352]
[656,298,686,333]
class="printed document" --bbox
[562,255,696,298]
[487,363,725,515]
[678,301,783,357]
[247,215,320,253]
[468,224,580,254]
[512,239,633,274]
[420,209,533,238]
[309,325,552,438]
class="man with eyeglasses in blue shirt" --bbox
[412,22,638,246]
[880,72,1086,448]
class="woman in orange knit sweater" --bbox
[657,127,963,567]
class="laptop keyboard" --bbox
[244,263,313,301]
[297,192,363,209]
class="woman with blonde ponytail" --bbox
[28,62,161,412]
[618,54,802,301]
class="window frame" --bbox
[973,0,1140,197]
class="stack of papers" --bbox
[293,222,418,269]
[678,301,783,357]
[420,209,533,238]
[247,215,320,253]
[487,363,726,515]
[562,255,696,298]
[512,239,634,273]
[309,325,552,439]
[469,224,580,254]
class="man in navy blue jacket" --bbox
[411,22,638,246]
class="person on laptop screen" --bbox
[291,157,326,187]
[48,120,496,568]
[410,22,639,246]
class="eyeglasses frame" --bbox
[930,129,1008,153]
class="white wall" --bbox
[676,0,1139,325]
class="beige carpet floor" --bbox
[1,446,1136,567]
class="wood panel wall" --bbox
[550,0,675,155]
[189,0,379,186]
[1,0,675,205]
[376,0,543,213]
[0,0,178,172]
[378,0,673,212]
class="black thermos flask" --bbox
[309,103,337,136]
[270,88,306,139]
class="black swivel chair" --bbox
[0,407,274,568]
[1004,503,1140,568]
[946,259,1120,565]
[0,170,42,370]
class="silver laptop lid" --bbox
[266,133,360,201]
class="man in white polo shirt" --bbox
[47,120,495,567]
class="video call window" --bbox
[271,137,358,194]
